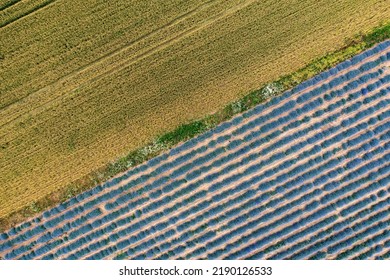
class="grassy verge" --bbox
[0,22,389,232]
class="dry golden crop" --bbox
[0,0,389,219]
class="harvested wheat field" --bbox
[0,0,389,220]
[1,41,390,259]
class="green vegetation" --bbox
[159,121,209,146]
